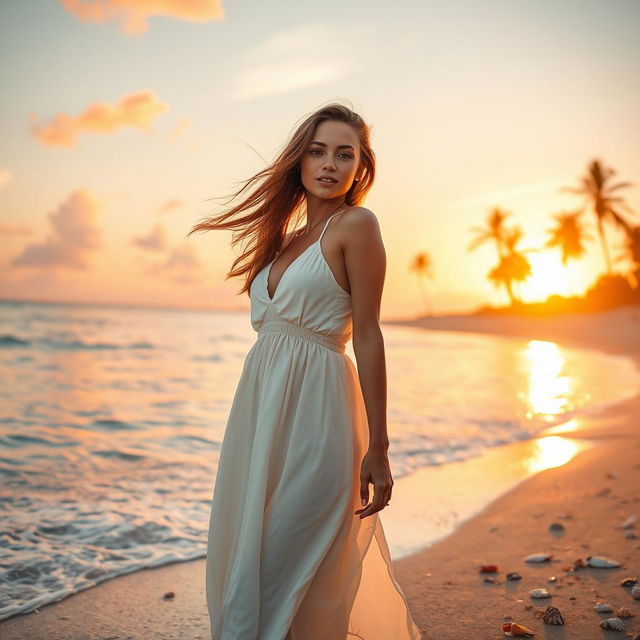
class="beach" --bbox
[1,305,639,639]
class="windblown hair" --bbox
[188,102,376,295]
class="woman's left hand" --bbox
[354,447,393,519]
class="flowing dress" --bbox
[206,210,422,639]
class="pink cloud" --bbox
[158,198,183,214]
[11,189,103,269]
[145,242,205,284]
[131,223,168,251]
[60,0,224,35]
[30,90,169,148]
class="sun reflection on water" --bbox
[527,435,581,473]
[521,340,574,418]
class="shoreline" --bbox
[2,307,639,638]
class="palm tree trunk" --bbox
[596,217,613,274]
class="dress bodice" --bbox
[249,211,352,343]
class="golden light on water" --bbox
[522,340,572,417]
[527,435,581,473]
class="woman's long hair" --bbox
[188,102,376,295]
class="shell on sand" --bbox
[594,602,613,613]
[542,606,564,625]
[530,588,551,598]
[616,606,633,618]
[621,514,637,529]
[599,617,625,631]
[631,585,640,600]
[525,552,553,563]
[620,576,638,586]
[586,555,621,568]
[502,621,535,637]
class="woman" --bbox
[190,103,421,639]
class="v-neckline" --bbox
[265,240,317,302]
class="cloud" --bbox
[131,223,168,251]
[158,198,183,214]
[0,223,35,237]
[11,189,103,269]
[60,0,224,35]
[30,90,169,148]
[168,116,191,141]
[145,242,205,284]
[0,169,13,188]
[231,23,375,100]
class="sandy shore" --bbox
[2,306,639,639]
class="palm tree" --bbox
[467,207,512,259]
[614,225,640,290]
[560,159,635,274]
[494,225,534,304]
[545,209,593,295]
[409,252,435,315]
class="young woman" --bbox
[190,103,421,639]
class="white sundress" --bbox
[205,210,422,639]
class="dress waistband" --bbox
[257,313,347,354]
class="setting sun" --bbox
[519,251,576,301]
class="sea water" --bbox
[1,300,638,620]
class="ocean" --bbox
[1,300,639,620]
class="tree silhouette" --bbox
[545,209,593,295]
[560,159,635,275]
[409,252,435,315]
[614,225,640,291]
[467,207,512,258]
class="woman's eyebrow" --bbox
[310,141,355,150]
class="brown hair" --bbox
[188,102,376,295]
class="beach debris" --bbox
[547,576,557,583]
[606,470,618,479]
[598,616,624,631]
[490,525,499,532]
[548,522,564,532]
[616,606,633,618]
[621,514,638,529]
[594,602,613,613]
[542,606,564,625]
[574,557,588,568]
[625,531,638,539]
[525,552,553,563]
[596,487,612,497]
[163,591,175,600]
[484,576,500,584]
[502,621,535,637]
[529,588,551,598]
[620,577,638,586]
[632,585,640,600]
[556,511,573,520]
[506,572,522,581]
[479,564,499,572]
[586,555,621,568]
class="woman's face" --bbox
[300,119,361,201]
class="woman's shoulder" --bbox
[340,206,380,233]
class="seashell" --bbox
[480,564,499,572]
[525,552,553,563]
[621,514,638,529]
[621,576,638,586]
[598,616,624,631]
[616,606,632,618]
[632,585,640,600]
[586,555,621,568]
[506,572,522,581]
[530,588,551,598]
[502,621,535,637]
[593,602,613,612]
[548,522,564,532]
[542,605,564,625]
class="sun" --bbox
[519,251,572,301]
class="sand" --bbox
[2,305,639,639]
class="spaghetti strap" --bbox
[318,208,346,243]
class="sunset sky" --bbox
[1,0,638,318]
